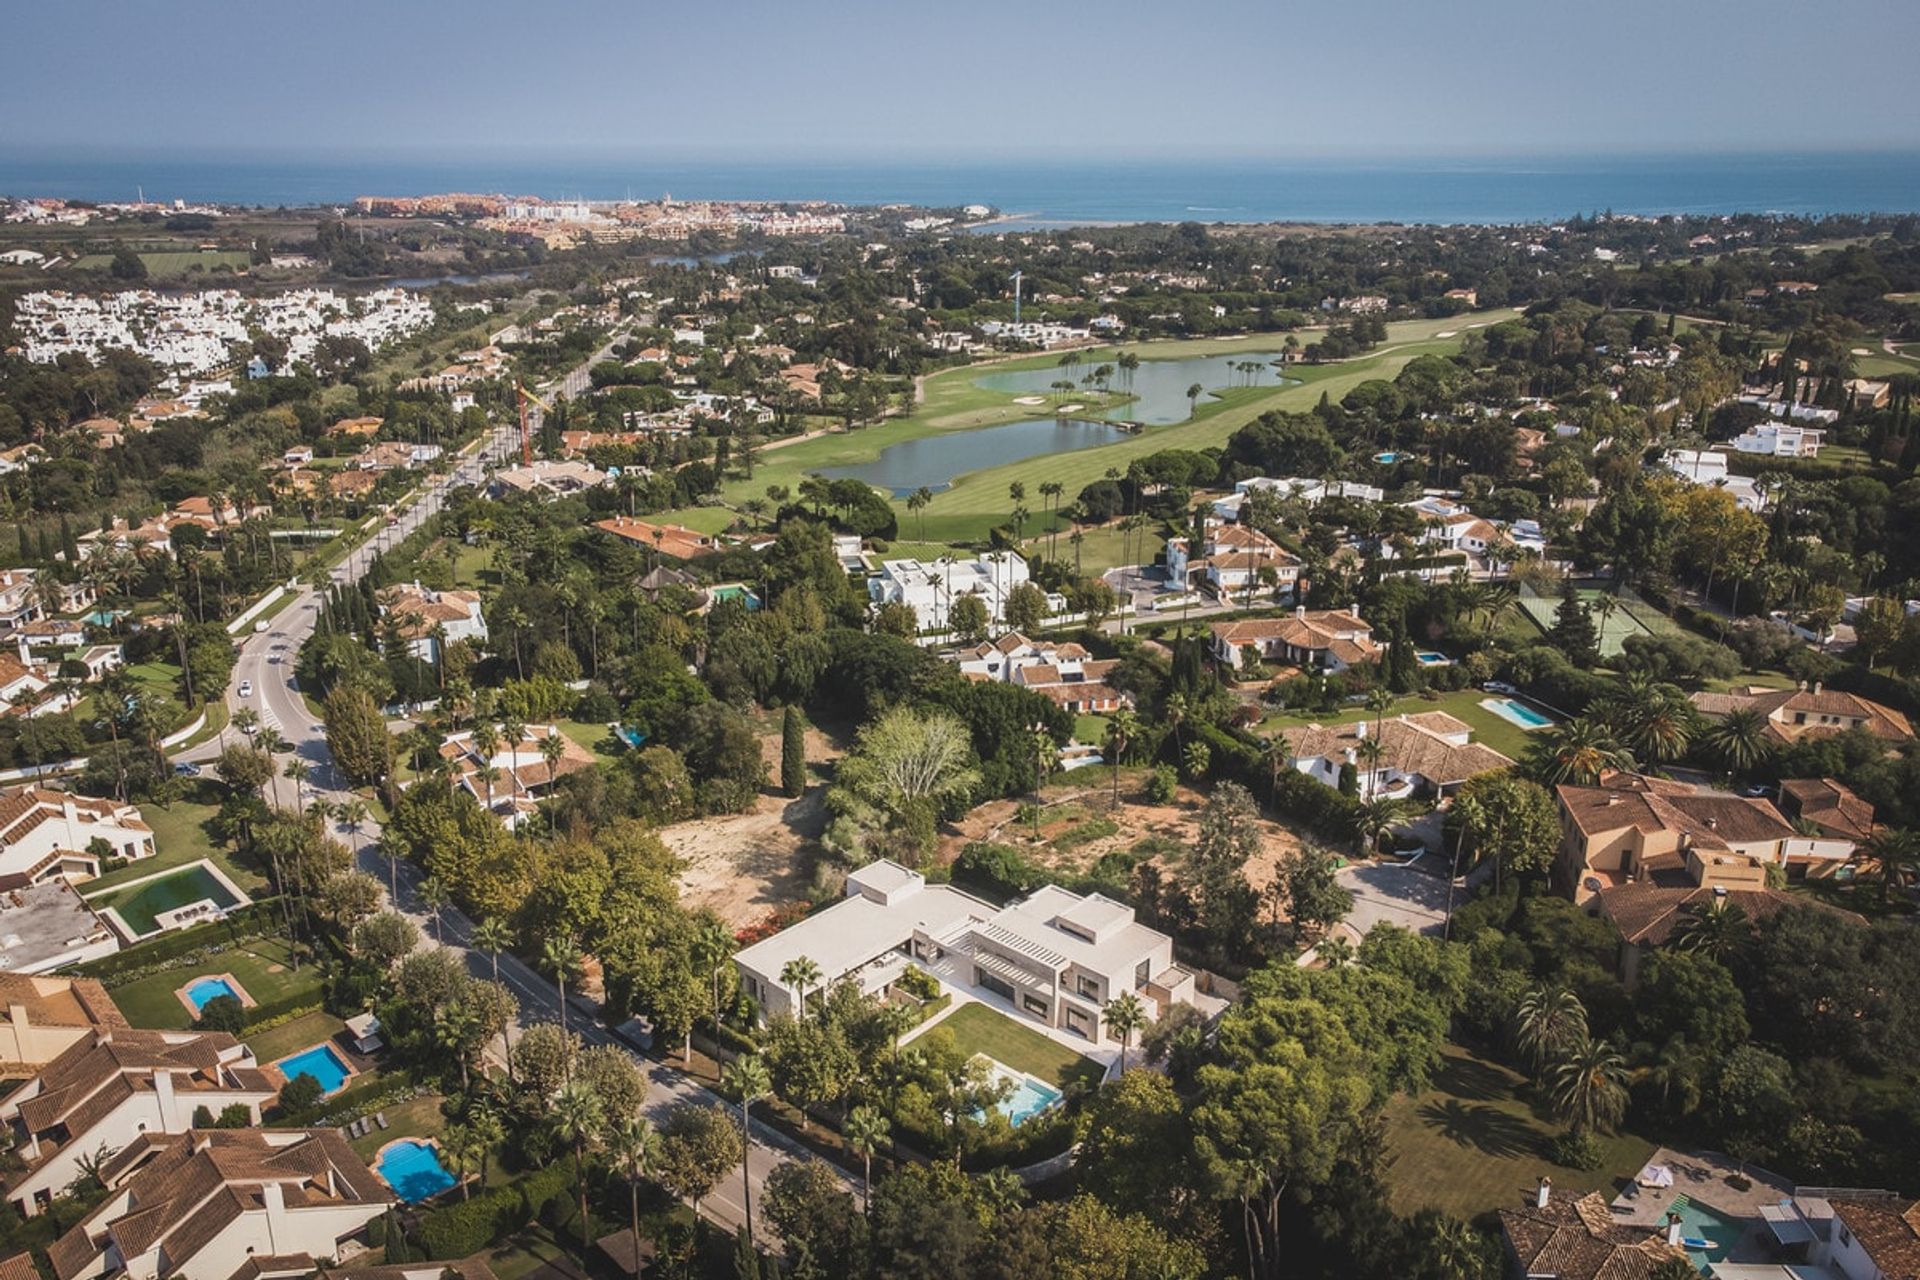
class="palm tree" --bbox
[1103,708,1140,805]
[780,955,822,1022]
[1549,1035,1631,1136]
[543,934,582,1035]
[689,915,735,1063]
[1186,382,1203,417]
[844,1104,890,1214]
[1103,991,1148,1074]
[907,487,932,541]
[1526,718,1635,787]
[1514,983,1588,1074]
[722,1055,772,1249]
[1029,726,1054,838]
[419,875,450,944]
[1353,794,1415,856]
[1165,692,1190,756]
[1669,896,1751,960]
[1701,707,1771,776]
[549,1079,605,1252]
[607,1116,661,1262]
[538,733,568,832]
[472,916,512,983]
[1867,827,1920,904]
[282,758,311,810]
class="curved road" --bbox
[180,339,825,1236]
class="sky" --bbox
[4,0,1918,161]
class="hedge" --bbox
[1192,721,1361,843]
[276,1068,417,1128]
[418,1161,575,1259]
[76,900,284,983]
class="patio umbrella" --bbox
[1637,1163,1675,1189]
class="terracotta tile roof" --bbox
[0,1253,39,1280]
[1690,685,1914,744]
[1556,777,1794,851]
[6,1030,264,1141]
[1779,777,1876,841]
[1829,1196,1920,1280]
[1211,609,1376,657]
[1596,882,1864,947]
[1498,1190,1690,1280]
[376,585,483,639]
[50,1129,388,1280]
[593,517,721,560]
[1283,713,1513,787]
[0,975,126,1036]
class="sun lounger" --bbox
[375,1112,389,1130]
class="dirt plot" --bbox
[663,724,844,929]
[943,774,1305,891]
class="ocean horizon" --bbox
[5,149,1920,226]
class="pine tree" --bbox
[1550,580,1601,665]
[780,705,806,798]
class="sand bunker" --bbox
[1013,395,1047,405]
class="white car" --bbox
[237,680,254,698]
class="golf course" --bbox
[663,309,1516,545]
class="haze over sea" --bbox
[6,150,1920,226]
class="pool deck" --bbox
[174,971,255,1018]
[1611,1148,1795,1265]
[271,1036,374,1097]
[372,1136,463,1203]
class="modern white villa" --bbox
[733,860,1192,1045]
[866,552,1034,634]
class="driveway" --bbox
[1337,859,1451,937]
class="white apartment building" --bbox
[1662,449,1766,513]
[1210,475,1384,521]
[47,1128,391,1280]
[0,787,155,884]
[868,552,1031,634]
[734,860,1190,1044]
[2,1030,277,1216]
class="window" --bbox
[977,970,1015,1002]
[1135,959,1151,987]
[1076,976,1100,1000]
[1022,993,1049,1017]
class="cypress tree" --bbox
[16,525,30,565]
[36,529,53,565]
[59,515,78,564]
[780,704,806,798]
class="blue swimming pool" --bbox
[1665,1195,1746,1269]
[185,977,240,1011]
[377,1139,457,1203]
[1415,651,1451,666]
[1373,451,1405,463]
[275,1044,351,1095]
[613,725,648,750]
[1481,696,1554,729]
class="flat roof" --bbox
[994,885,1168,976]
[734,882,989,985]
[0,881,115,974]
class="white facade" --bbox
[734,861,1185,1043]
[1662,449,1766,513]
[868,552,1030,634]
[0,788,155,884]
[1732,422,1825,457]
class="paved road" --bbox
[182,332,823,1236]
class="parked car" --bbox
[237,680,253,698]
[1481,681,1519,695]
[173,762,201,777]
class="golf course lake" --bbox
[821,350,1294,495]
[974,349,1293,424]
[820,417,1133,495]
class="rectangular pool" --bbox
[93,863,242,937]
[185,977,241,1012]
[977,1058,1064,1127]
[377,1139,458,1203]
[275,1043,351,1095]
[1480,696,1554,730]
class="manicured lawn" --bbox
[1023,522,1165,575]
[1073,713,1110,746]
[555,718,622,762]
[70,250,253,277]
[108,938,325,1029]
[1259,687,1550,763]
[1380,1045,1654,1220]
[85,783,270,897]
[242,1009,347,1061]
[935,1001,1104,1090]
[659,312,1504,544]
[347,1092,446,1161]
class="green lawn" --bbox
[107,938,324,1029]
[1073,713,1111,746]
[84,783,270,897]
[1381,1045,1654,1220]
[935,1001,1104,1090]
[1259,687,1551,762]
[70,250,253,278]
[658,312,1504,544]
[555,718,622,762]
[346,1093,446,1160]
[243,1009,347,1062]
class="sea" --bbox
[5,150,1920,226]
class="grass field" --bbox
[70,250,253,278]
[243,1009,347,1062]
[933,1002,1105,1090]
[347,1093,446,1161]
[84,783,271,898]
[1381,1045,1654,1220]
[108,938,323,1029]
[659,312,1508,544]
[1258,687,1553,761]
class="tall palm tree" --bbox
[472,916,512,983]
[607,1116,661,1263]
[780,955,822,1022]
[1669,896,1751,960]
[1103,708,1140,805]
[1514,983,1588,1074]
[1701,707,1771,776]
[722,1055,772,1248]
[543,934,582,1035]
[549,1079,605,1252]
[690,916,735,1057]
[1103,991,1147,1075]
[419,875,450,944]
[1526,718,1635,787]
[1549,1035,1631,1136]
[843,1104,890,1214]
[1867,827,1920,905]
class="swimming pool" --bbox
[1665,1195,1746,1269]
[275,1044,351,1095]
[1480,696,1554,729]
[377,1139,457,1202]
[1415,651,1451,666]
[89,862,245,938]
[710,583,762,611]
[1373,451,1405,463]
[977,1058,1064,1127]
[185,977,240,1012]
[613,725,648,750]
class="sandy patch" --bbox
[1435,331,1458,339]
[1057,403,1086,412]
[1852,347,1872,355]
[665,725,845,929]
[1012,395,1047,406]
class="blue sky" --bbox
[4,0,1917,158]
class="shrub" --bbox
[194,995,246,1034]
[1143,765,1178,804]
[951,842,1048,899]
[278,1073,324,1112]
[1550,1131,1604,1170]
